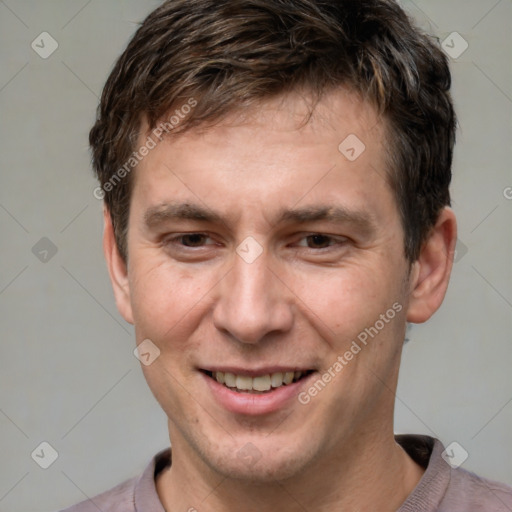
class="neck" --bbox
[156,425,425,512]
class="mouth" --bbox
[201,369,315,394]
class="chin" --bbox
[201,437,320,483]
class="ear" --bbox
[406,207,457,324]
[103,207,134,324]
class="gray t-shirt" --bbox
[60,435,512,511]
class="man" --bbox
[63,0,512,510]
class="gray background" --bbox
[0,1,511,510]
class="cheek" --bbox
[129,257,209,346]
[288,259,400,335]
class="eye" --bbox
[166,233,214,248]
[180,233,210,247]
[161,232,221,262]
[295,234,346,249]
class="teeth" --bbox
[252,375,271,391]
[271,372,283,388]
[236,375,252,391]
[283,371,294,385]
[224,372,236,387]
[212,370,308,392]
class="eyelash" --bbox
[164,233,347,251]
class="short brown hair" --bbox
[90,0,456,263]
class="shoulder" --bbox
[442,466,512,511]
[58,476,137,512]
[396,435,512,511]
[58,448,170,512]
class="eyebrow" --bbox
[144,202,222,228]
[277,205,377,236]
[144,201,377,236]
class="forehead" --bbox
[131,89,395,227]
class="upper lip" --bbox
[200,366,315,377]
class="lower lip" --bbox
[201,372,315,416]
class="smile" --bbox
[202,370,314,394]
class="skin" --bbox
[103,89,457,511]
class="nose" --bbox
[212,251,294,345]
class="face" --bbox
[111,89,419,481]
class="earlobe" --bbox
[103,207,134,325]
[406,207,457,324]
